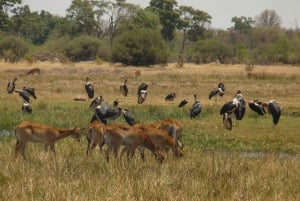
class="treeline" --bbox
[0,0,300,66]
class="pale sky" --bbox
[21,0,300,29]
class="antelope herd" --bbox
[14,118,183,162]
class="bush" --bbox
[0,36,29,63]
[64,36,103,62]
[112,29,168,66]
[192,39,234,64]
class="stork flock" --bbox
[6,77,37,114]
[85,77,282,130]
[6,74,282,130]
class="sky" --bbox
[21,0,300,29]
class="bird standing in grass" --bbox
[122,108,136,126]
[262,100,282,128]
[248,99,265,116]
[120,78,128,97]
[165,92,176,102]
[220,90,245,129]
[22,101,32,114]
[7,77,17,94]
[178,99,188,108]
[190,94,202,118]
[209,82,225,101]
[85,77,94,99]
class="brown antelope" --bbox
[27,67,40,75]
[103,123,164,162]
[151,118,183,148]
[134,124,183,160]
[15,121,81,160]
[86,120,107,155]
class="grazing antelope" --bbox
[14,121,81,160]
[7,77,17,94]
[151,118,183,149]
[85,77,94,99]
[120,78,128,97]
[134,124,183,160]
[86,120,107,156]
[27,67,40,75]
[104,124,164,162]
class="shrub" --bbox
[112,28,168,66]
[0,36,29,63]
[64,36,103,62]
[192,39,234,64]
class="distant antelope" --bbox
[15,121,81,160]
[27,67,40,75]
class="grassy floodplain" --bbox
[0,61,300,200]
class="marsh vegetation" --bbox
[0,62,299,200]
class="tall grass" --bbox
[0,62,300,200]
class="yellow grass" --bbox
[0,61,300,200]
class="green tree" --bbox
[64,35,103,61]
[148,0,179,42]
[0,0,21,31]
[177,5,211,66]
[231,16,254,33]
[123,9,161,31]
[66,0,96,36]
[0,35,28,62]
[10,6,58,44]
[112,28,168,65]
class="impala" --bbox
[103,123,163,162]
[86,120,107,155]
[151,118,183,148]
[134,124,183,159]
[15,121,81,160]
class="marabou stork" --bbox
[22,101,32,114]
[262,100,282,127]
[91,102,122,125]
[7,77,17,94]
[165,92,176,102]
[122,108,136,126]
[248,99,265,116]
[23,86,37,99]
[113,99,120,107]
[137,90,147,104]
[209,82,225,100]
[190,94,202,118]
[220,90,245,129]
[89,95,104,112]
[14,88,30,103]
[120,78,128,97]
[137,82,148,94]
[85,77,94,99]
[178,99,188,108]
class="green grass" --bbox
[0,62,300,200]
